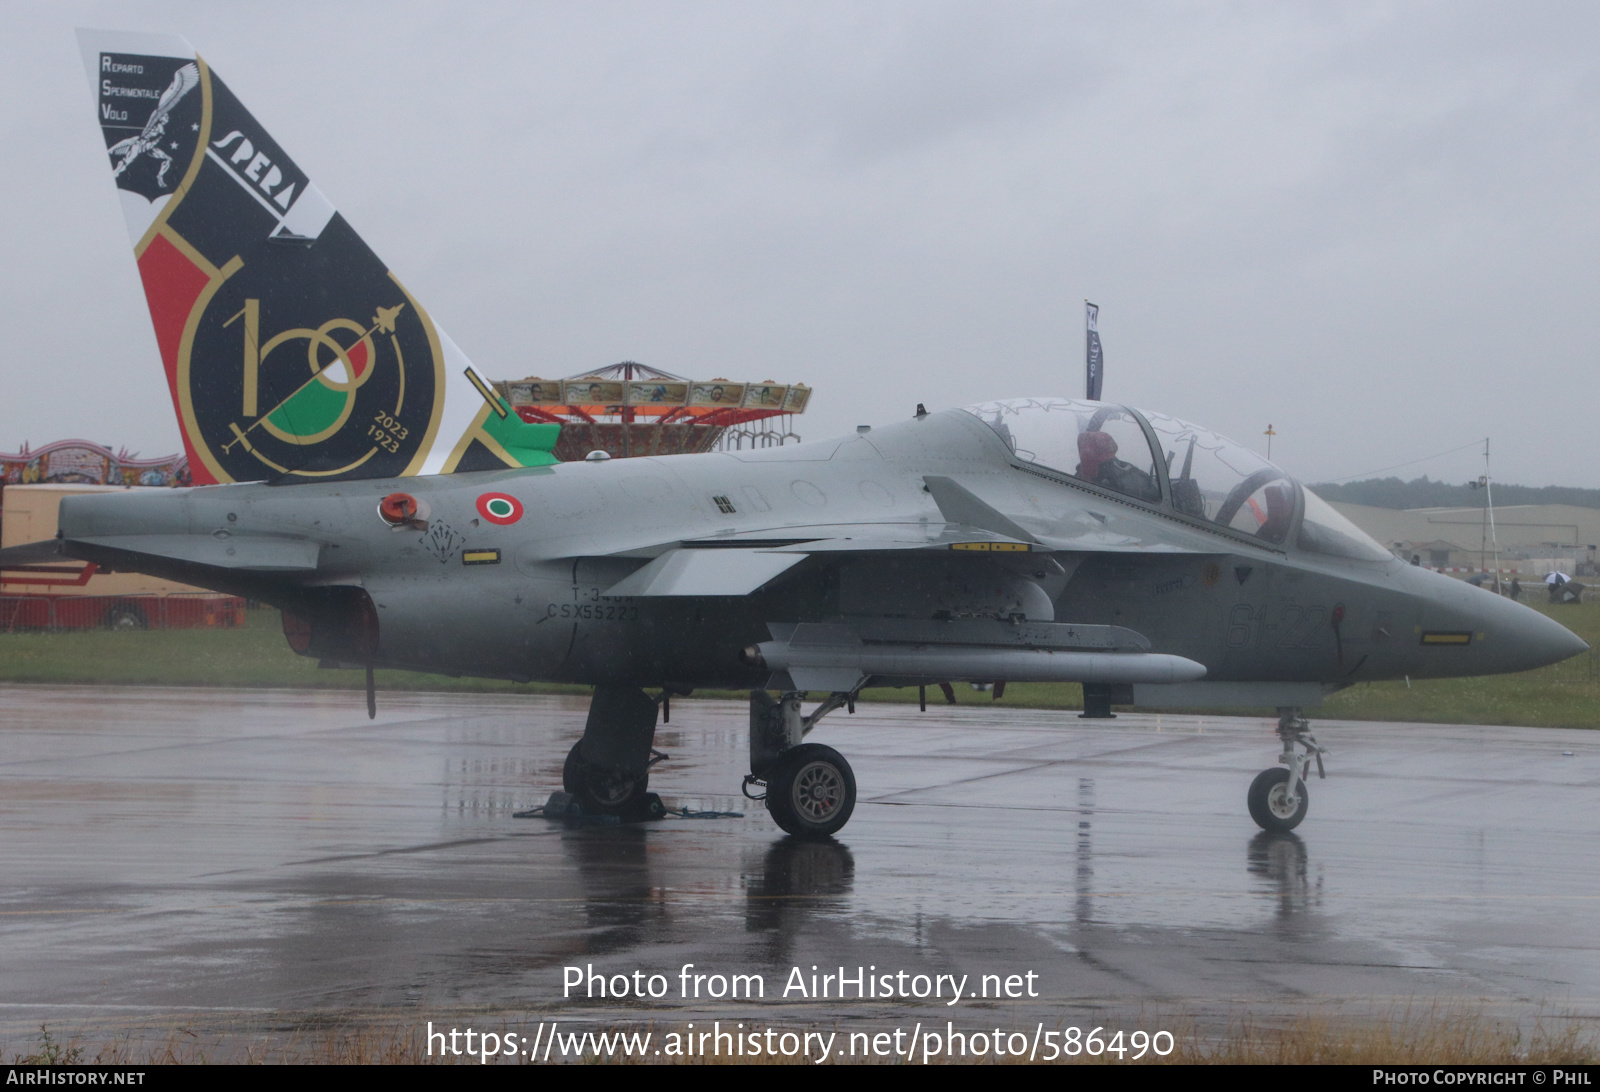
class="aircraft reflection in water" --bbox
[11,31,1585,843]
[1075,779,1094,928]
[1248,833,1319,923]
[744,839,857,957]
[549,823,855,963]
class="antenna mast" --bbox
[1483,437,1501,591]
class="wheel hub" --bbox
[587,768,640,809]
[1267,782,1299,819]
[792,762,842,821]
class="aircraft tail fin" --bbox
[76,30,558,484]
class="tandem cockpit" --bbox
[964,398,1392,562]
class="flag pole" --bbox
[1484,437,1502,591]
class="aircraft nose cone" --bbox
[1480,592,1589,672]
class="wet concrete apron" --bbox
[1,685,1597,1042]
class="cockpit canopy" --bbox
[963,398,1391,561]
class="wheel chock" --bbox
[513,790,666,824]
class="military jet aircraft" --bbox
[7,31,1584,840]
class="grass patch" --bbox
[0,602,1594,729]
[8,1006,1600,1064]
[0,607,586,696]
[1316,597,1599,729]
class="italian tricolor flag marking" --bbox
[477,492,523,525]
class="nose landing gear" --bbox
[1247,708,1328,833]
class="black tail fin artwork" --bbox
[77,29,558,484]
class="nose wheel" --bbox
[1248,709,1327,833]
[1248,767,1308,832]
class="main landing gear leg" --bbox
[744,690,857,839]
[1247,707,1328,833]
[563,686,667,820]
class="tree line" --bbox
[1308,476,1600,511]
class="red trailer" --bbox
[0,483,245,632]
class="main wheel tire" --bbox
[1247,766,1308,833]
[563,740,650,815]
[766,743,856,839]
[103,603,148,631]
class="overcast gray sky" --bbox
[2,1,1596,486]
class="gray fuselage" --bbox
[56,409,1585,690]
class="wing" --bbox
[586,511,1218,599]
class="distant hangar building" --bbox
[1329,501,1600,576]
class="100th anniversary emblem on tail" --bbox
[187,268,440,482]
[91,42,446,484]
